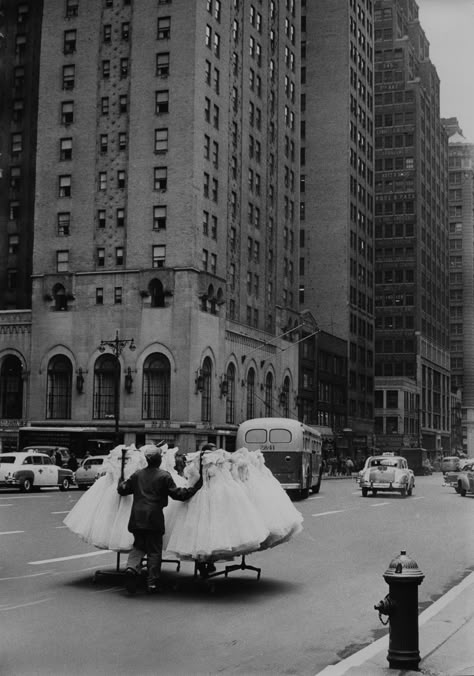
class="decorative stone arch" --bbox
[0,352,25,419]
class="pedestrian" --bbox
[345,457,354,476]
[54,449,63,467]
[117,445,202,594]
[67,452,78,472]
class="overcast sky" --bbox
[416,0,474,140]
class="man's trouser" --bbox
[126,529,163,586]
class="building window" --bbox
[265,372,273,416]
[98,209,106,228]
[100,134,108,153]
[155,89,169,114]
[0,355,24,419]
[62,64,75,90]
[10,167,21,191]
[115,247,124,265]
[8,234,19,254]
[119,94,127,113]
[225,363,235,424]
[142,353,170,420]
[64,29,77,54]
[152,245,166,268]
[118,132,127,150]
[93,355,118,420]
[11,133,22,156]
[56,250,69,273]
[153,205,167,230]
[46,356,72,420]
[99,172,107,191]
[154,128,168,153]
[116,208,125,227]
[201,357,212,422]
[57,212,70,236]
[61,101,74,125]
[65,0,79,17]
[96,288,104,305]
[117,170,126,188]
[120,58,129,78]
[246,368,256,419]
[59,137,73,161]
[157,16,170,40]
[121,22,130,40]
[97,248,105,267]
[154,166,167,190]
[114,287,122,304]
[156,52,170,77]
[101,97,109,115]
[59,175,72,197]
[103,24,112,42]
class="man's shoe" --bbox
[147,583,162,595]
[124,567,138,595]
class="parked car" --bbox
[0,451,74,492]
[74,455,108,489]
[21,445,70,467]
[450,461,474,497]
[359,453,415,497]
[441,456,461,475]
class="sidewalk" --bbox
[317,571,474,676]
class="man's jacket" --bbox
[117,467,199,534]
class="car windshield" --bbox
[0,456,15,463]
[369,458,399,468]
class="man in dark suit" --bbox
[117,445,201,594]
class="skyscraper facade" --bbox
[443,119,474,455]
[373,0,450,453]
[300,0,376,459]
[0,0,301,451]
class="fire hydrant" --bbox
[374,550,424,670]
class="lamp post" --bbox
[98,330,136,444]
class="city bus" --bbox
[17,427,115,459]
[236,417,323,499]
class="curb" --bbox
[315,570,474,676]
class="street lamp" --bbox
[98,329,136,444]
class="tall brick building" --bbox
[299,0,376,460]
[373,0,451,454]
[0,0,301,451]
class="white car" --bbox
[359,454,415,497]
[0,451,74,492]
[74,455,108,489]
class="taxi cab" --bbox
[454,461,474,497]
[0,451,74,492]
[359,453,415,497]
[74,455,108,489]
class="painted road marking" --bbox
[0,571,54,582]
[308,496,325,500]
[0,495,48,499]
[369,502,390,507]
[0,504,13,507]
[0,598,52,612]
[55,525,67,529]
[0,530,25,535]
[51,511,70,514]
[29,551,112,565]
[312,509,347,517]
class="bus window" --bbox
[268,429,292,444]
[244,429,267,444]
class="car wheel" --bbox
[400,486,407,497]
[59,477,70,491]
[362,487,368,497]
[407,485,413,496]
[21,478,33,493]
[372,489,377,496]
[459,486,467,497]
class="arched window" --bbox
[201,357,212,422]
[225,363,236,424]
[53,283,67,311]
[282,375,290,417]
[265,372,273,417]
[93,354,118,419]
[46,355,72,419]
[142,353,170,419]
[149,278,165,308]
[0,355,23,419]
[246,368,256,419]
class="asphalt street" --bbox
[1,474,472,676]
